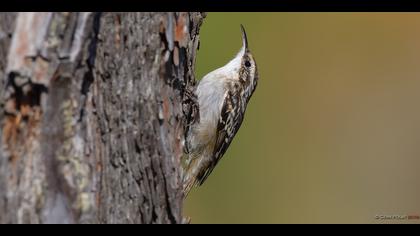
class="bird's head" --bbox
[238,25,258,99]
[222,25,259,100]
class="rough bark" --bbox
[0,12,205,224]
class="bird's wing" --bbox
[197,88,245,185]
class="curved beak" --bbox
[240,24,248,53]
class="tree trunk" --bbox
[0,12,205,224]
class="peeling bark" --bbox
[0,12,205,224]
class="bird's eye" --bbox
[245,60,251,68]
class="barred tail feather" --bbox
[182,150,209,197]
[182,155,200,197]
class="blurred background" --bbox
[184,13,420,224]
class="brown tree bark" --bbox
[0,12,205,224]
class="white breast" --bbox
[192,73,226,149]
[189,54,242,152]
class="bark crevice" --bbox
[0,12,205,224]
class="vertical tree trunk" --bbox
[0,12,205,224]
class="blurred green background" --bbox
[184,13,420,224]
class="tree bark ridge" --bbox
[0,12,205,224]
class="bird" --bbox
[183,25,259,195]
